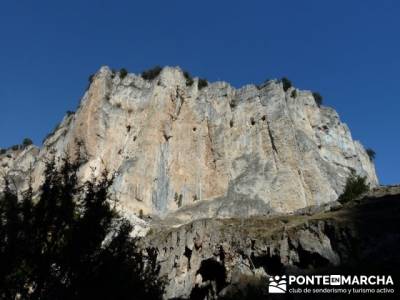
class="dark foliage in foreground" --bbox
[338,171,369,204]
[0,157,164,300]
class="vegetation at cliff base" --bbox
[338,172,370,204]
[0,157,164,300]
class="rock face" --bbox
[145,187,400,299]
[0,146,39,196]
[0,66,377,222]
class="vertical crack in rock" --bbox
[174,87,185,118]
[151,143,170,214]
[265,119,279,170]
[206,119,218,169]
[266,120,278,154]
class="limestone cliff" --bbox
[0,66,377,222]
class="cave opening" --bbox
[295,245,331,270]
[184,246,192,270]
[190,258,227,300]
[250,252,284,275]
[197,258,226,291]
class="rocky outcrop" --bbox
[0,66,377,223]
[0,145,39,196]
[145,187,400,299]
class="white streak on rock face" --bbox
[0,66,378,221]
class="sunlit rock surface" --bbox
[0,66,377,224]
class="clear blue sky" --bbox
[0,0,399,184]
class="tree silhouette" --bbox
[0,157,164,300]
[338,171,369,204]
